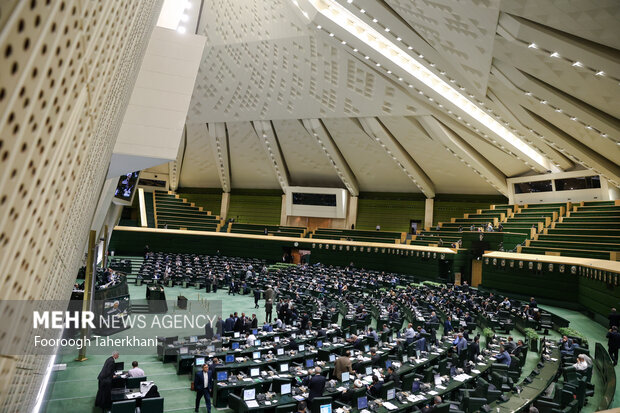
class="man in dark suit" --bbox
[250,314,258,330]
[265,300,273,323]
[385,366,400,388]
[303,367,326,404]
[254,288,261,309]
[609,308,620,329]
[95,351,119,410]
[367,375,382,397]
[468,336,480,362]
[607,326,620,365]
[194,364,214,412]
[224,314,235,332]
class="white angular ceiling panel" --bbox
[272,120,343,188]
[227,122,282,189]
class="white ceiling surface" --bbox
[174,0,620,194]
[272,120,343,188]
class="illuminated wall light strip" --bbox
[306,0,551,170]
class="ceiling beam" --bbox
[168,127,187,191]
[301,119,360,196]
[358,117,436,198]
[251,120,291,191]
[206,122,231,193]
[417,115,509,196]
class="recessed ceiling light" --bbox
[329,33,334,37]
[360,8,365,13]
[372,18,378,23]
[528,43,537,49]
[353,48,358,52]
[396,37,401,41]
[176,26,186,34]
[550,52,560,58]
[316,25,321,29]
[572,61,582,67]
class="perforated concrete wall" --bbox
[0,0,162,410]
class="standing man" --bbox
[194,364,213,413]
[265,299,273,323]
[303,367,326,404]
[334,350,354,380]
[254,287,261,309]
[607,326,620,365]
[95,351,119,410]
[608,308,620,329]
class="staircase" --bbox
[153,191,221,232]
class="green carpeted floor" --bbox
[41,285,618,412]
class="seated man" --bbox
[127,361,145,378]
[384,365,399,388]
[573,355,588,371]
[367,375,382,397]
[495,345,511,366]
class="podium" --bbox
[146,285,168,313]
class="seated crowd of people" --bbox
[132,253,597,413]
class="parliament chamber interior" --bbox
[0,1,619,413]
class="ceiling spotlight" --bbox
[180,14,189,22]
[570,116,578,121]
[372,18,378,23]
[329,33,334,36]
[384,28,390,32]
[528,43,537,49]
[341,40,346,44]
[572,61,582,67]
[387,70,391,74]
[360,9,365,13]
[353,48,358,52]
[555,108,562,113]
[176,26,186,34]
[316,25,322,29]
[595,70,605,76]
[376,63,381,66]
[347,0,353,3]
[407,46,413,50]
[396,37,401,41]
[550,51,560,58]
[364,55,370,59]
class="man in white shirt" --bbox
[246,332,256,346]
[404,323,415,344]
[127,361,145,378]
[573,355,588,371]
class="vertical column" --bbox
[346,196,358,229]
[280,194,288,226]
[424,198,434,230]
[220,192,230,221]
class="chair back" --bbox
[110,400,136,413]
[126,376,146,389]
[141,397,164,413]
[310,396,333,413]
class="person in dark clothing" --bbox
[609,308,620,329]
[265,300,273,323]
[367,375,382,397]
[223,314,234,332]
[607,326,620,365]
[385,366,400,388]
[303,367,326,404]
[254,288,261,309]
[95,351,119,410]
[250,314,258,330]
[194,364,214,412]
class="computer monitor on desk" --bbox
[250,368,260,377]
[252,329,258,335]
[298,344,305,352]
[357,396,368,409]
[179,347,188,354]
[341,372,350,383]
[386,388,395,401]
[280,363,289,373]
[255,339,261,346]
[243,388,256,401]
[195,357,205,366]
[190,336,197,343]
[253,351,261,360]
[316,340,323,348]
[305,359,314,368]
[274,336,280,343]
[281,383,291,395]
[364,344,370,352]
[329,354,336,362]
[225,354,235,363]
[320,403,332,413]
[206,345,215,352]
[277,348,285,356]
[114,362,124,372]
[232,342,240,350]
[217,371,228,381]
[234,332,240,338]
[365,366,372,376]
